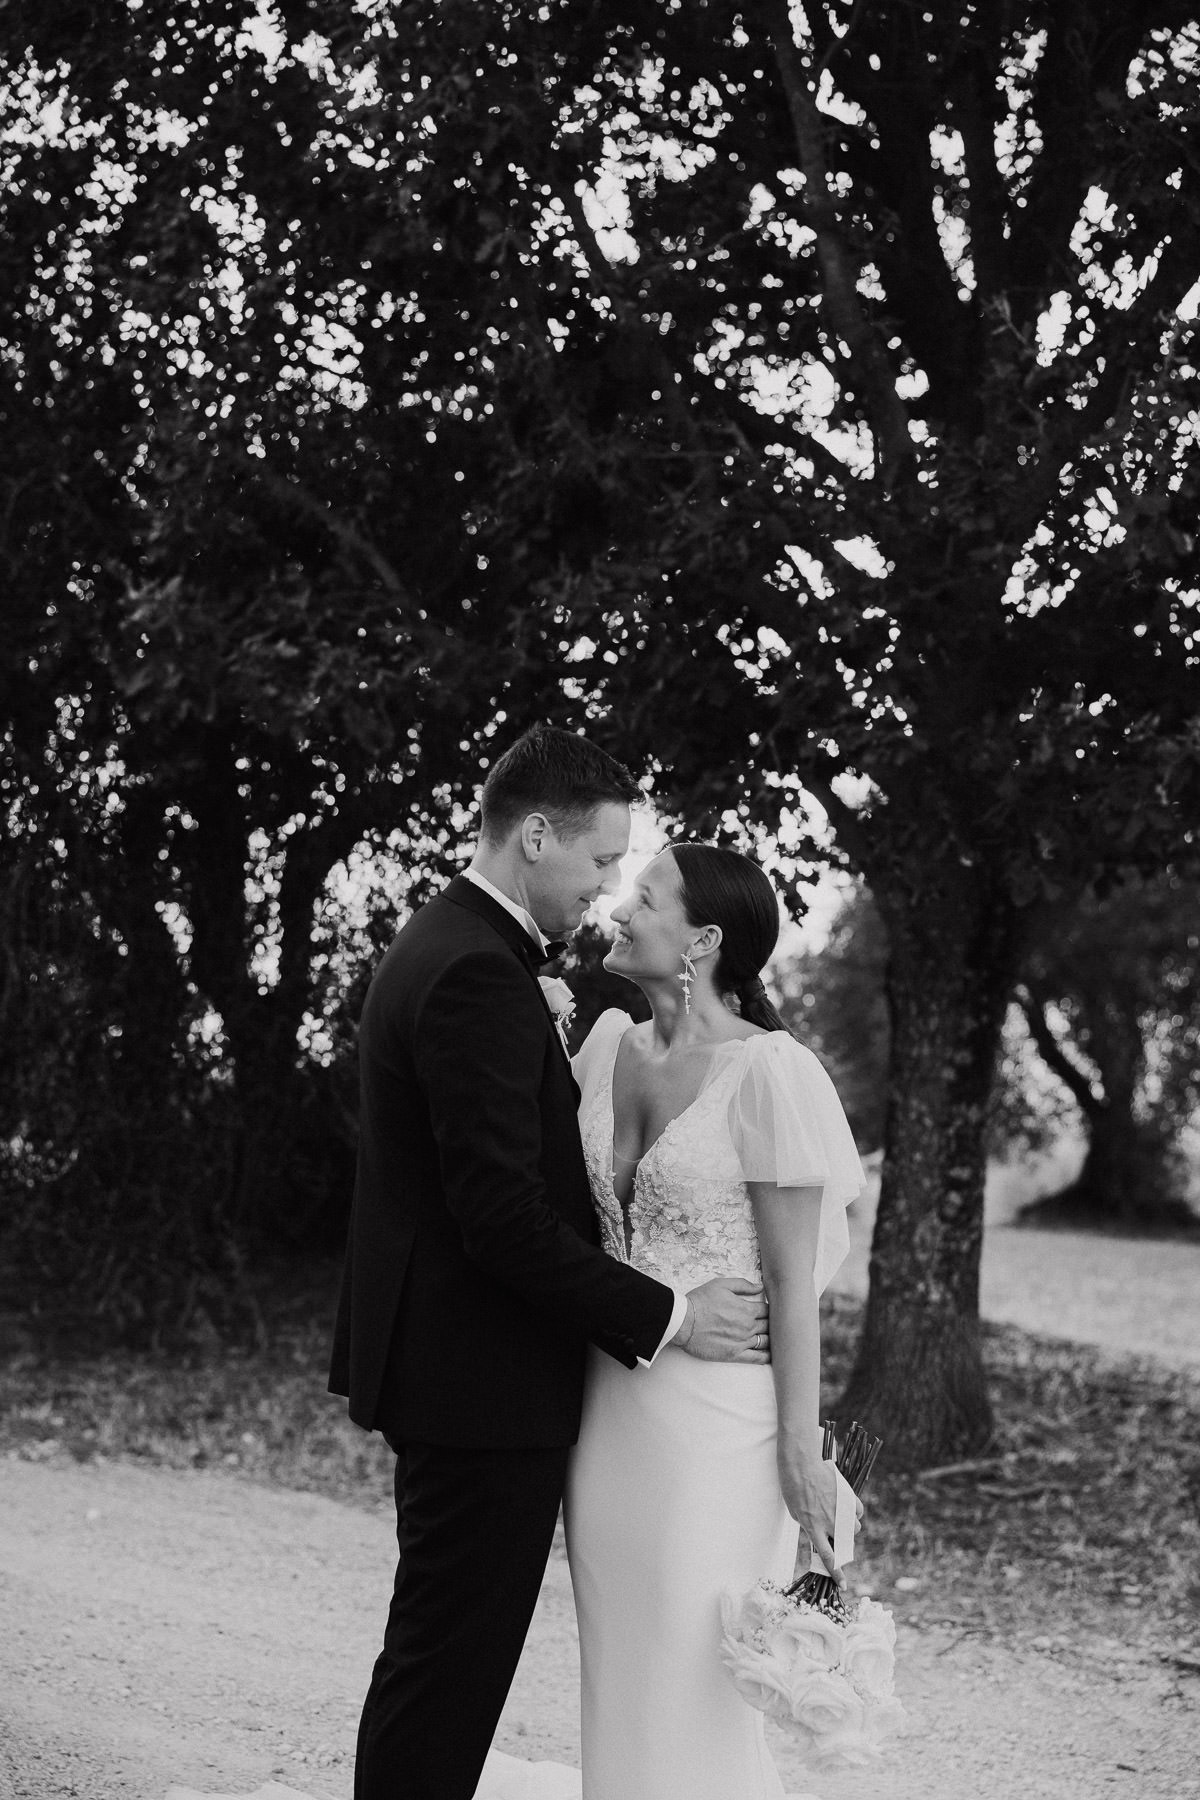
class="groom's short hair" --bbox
[480,725,640,843]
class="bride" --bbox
[487,841,864,1800]
[169,842,863,1800]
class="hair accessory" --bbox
[679,949,698,1015]
[740,975,767,1002]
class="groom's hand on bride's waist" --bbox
[673,1277,770,1363]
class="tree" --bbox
[0,1,525,1324]
[342,0,1199,1463]
[777,876,1200,1230]
[1014,873,1200,1227]
[3,1,1198,1455]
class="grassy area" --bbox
[821,1295,1200,1658]
[0,1259,396,1512]
[2,1262,1197,1661]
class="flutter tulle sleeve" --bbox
[725,1033,865,1295]
[571,1007,632,1123]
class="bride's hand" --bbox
[778,1451,853,1584]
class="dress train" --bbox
[162,1744,822,1799]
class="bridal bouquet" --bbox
[720,1421,905,1771]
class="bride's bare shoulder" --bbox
[617,1018,655,1056]
[721,1017,772,1042]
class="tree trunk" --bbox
[1071,1104,1181,1224]
[223,990,310,1233]
[213,811,363,1242]
[838,866,1019,1470]
[1019,981,1186,1224]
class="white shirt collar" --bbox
[463,867,549,953]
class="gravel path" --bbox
[4,1154,1197,1800]
[1,1456,1196,1800]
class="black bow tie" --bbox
[535,939,569,967]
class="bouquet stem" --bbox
[786,1418,883,1622]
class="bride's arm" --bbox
[749,1181,843,1581]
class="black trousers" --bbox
[354,1439,571,1800]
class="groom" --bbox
[329,724,769,1800]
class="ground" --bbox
[1,1458,1197,1800]
[1,1168,1198,1800]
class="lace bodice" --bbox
[575,1010,864,1295]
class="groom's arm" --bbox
[415,946,677,1366]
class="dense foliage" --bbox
[780,876,1200,1226]
[2,1,1198,1456]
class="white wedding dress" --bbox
[485,1011,863,1800]
[169,1013,863,1800]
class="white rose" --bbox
[724,1581,786,1645]
[838,1602,897,1700]
[860,1692,907,1754]
[789,1667,865,1747]
[720,1636,794,1721]
[810,1718,879,1771]
[769,1604,843,1671]
[854,1596,897,1646]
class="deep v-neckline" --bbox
[604,1026,750,1252]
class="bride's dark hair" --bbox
[669,843,791,1034]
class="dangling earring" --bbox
[679,949,697,1015]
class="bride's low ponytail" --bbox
[736,975,789,1035]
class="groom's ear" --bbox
[520,813,551,860]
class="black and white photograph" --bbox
[1,4,1198,1798]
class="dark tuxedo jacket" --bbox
[328,875,675,1449]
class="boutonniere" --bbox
[538,976,576,1051]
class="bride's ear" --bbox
[688,923,722,963]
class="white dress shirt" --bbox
[463,867,550,953]
[461,866,687,1364]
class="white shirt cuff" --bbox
[638,1287,688,1368]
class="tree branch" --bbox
[762,0,916,486]
[951,54,1009,304]
[547,149,632,302]
[1009,2,1165,327]
[799,764,875,872]
[1015,982,1106,1119]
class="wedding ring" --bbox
[754,1332,763,1351]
